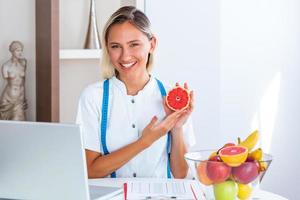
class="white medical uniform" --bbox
[76,76,195,178]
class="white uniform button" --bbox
[131,99,135,103]
[132,124,136,128]
[133,172,137,177]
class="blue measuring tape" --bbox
[100,79,116,178]
[155,78,172,179]
[100,78,171,178]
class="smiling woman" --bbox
[101,6,155,84]
[105,21,156,93]
[76,6,196,179]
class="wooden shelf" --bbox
[60,49,101,59]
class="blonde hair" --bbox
[101,6,154,79]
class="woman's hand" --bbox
[163,83,194,132]
[138,109,186,148]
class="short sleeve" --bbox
[76,83,103,153]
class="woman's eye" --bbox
[130,43,139,47]
[110,45,120,49]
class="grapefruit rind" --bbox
[166,86,190,111]
[219,146,248,167]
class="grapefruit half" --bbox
[219,146,248,167]
[166,86,190,111]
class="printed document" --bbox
[125,179,205,200]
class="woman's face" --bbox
[107,21,156,79]
[12,47,23,59]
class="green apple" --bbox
[213,180,237,200]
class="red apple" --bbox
[232,161,259,184]
[246,156,255,162]
[209,155,222,162]
[206,158,231,184]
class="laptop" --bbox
[0,120,122,200]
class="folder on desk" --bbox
[123,179,205,200]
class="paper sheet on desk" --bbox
[125,179,205,200]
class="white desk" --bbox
[89,178,288,200]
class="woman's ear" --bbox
[149,36,157,54]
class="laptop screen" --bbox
[0,120,90,200]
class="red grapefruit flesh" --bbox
[166,86,190,111]
[219,146,248,167]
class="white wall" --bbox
[220,0,300,198]
[0,0,36,121]
[60,0,121,49]
[146,0,221,149]
[147,0,300,199]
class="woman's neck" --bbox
[118,73,150,96]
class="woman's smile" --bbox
[120,61,137,69]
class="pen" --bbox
[190,184,198,200]
[124,183,127,200]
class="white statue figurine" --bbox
[0,41,27,120]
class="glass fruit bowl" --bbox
[185,150,272,200]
